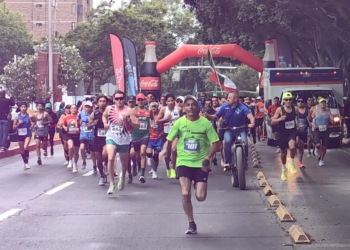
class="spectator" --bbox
[0,90,15,151]
[44,92,52,106]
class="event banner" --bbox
[110,34,125,92]
[123,37,139,96]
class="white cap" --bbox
[256,96,262,100]
[176,96,185,102]
[85,101,93,107]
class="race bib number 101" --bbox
[184,139,200,154]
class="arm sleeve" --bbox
[215,104,225,118]
[243,105,251,116]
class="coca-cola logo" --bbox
[198,47,221,55]
[140,79,159,88]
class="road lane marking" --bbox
[338,149,350,155]
[0,209,21,222]
[45,182,75,195]
[82,170,94,176]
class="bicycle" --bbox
[221,125,248,190]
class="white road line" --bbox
[82,170,94,176]
[45,182,75,195]
[0,209,21,222]
[338,149,350,155]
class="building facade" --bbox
[2,0,92,40]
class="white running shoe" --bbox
[72,163,78,173]
[149,168,154,174]
[152,171,158,179]
[64,161,69,166]
[67,161,73,169]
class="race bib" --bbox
[285,120,295,129]
[37,121,44,128]
[18,128,27,136]
[82,125,92,133]
[184,139,200,154]
[318,125,327,132]
[97,128,106,137]
[299,118,307,129]
[110,124,123,134]
[259,108,264,113]
[139,120,148,130]
[68,123,77,132]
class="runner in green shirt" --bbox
[166,95,220,235]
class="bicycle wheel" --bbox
[236,147,246,190]
[231,145,239,188]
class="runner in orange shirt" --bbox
[255,96,264,141]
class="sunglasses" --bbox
[284,99,292,102]
[114,97,124,101]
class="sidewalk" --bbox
[0,139,61,159]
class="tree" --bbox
[0,2,33,74]
[0,41,86,102]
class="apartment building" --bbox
[2,0,92,40]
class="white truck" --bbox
[262,67,344,148]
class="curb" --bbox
[0,139,61,159]
[248,138,262,168]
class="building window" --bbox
[86,0,89,5]
[71,3,76,14]
[36,4,42,7]
[77,5,83,14]
[36,23,43,27]
[71,22,76,30]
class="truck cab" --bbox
[263,67,344,148]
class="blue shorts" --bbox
[147,138,163,152]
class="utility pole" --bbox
[48,0,54,105]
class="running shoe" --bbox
[43,151,47,157]
[82,162,86,170]
[166,169,171,178]
[289,163,297,174]
[25,164,30,170]
[99,177,106,186]
[67,161,72,169]
[50,148,54,156]
[107,183,115,195]
[307,153,311,158]
[149,168,154,174]
[152,171,158,179]
[93,166,98,174]
[37,158,42,165]
[319,160,325,166]
[185,223,197,234]
[170,169,176,179]
[72,163,78,173]
[139,175,146,183]
[118,174,125,191]
[276,148,280,153]
[281,169,287,181]
[64,161,69,166]
[127,174,133,184]
[299,163,306,169]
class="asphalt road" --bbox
[1,142,349,250]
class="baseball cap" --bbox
[85,101,93,107]
[127,95,136,102]
[184,95,198,104]
[45,103,52,108]
[176,96,185,102]
[256,96,262,100]
[318,98,326,103]
[150,101,159,107]
[136,93,146,100]
[282,92,293,99]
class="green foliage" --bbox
[0,41,86,102]
[0,2,33,74]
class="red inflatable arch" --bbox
[157,44,263,74]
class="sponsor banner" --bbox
[110,34,125,92]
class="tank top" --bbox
[64,114,80,135]
[314,106,330,132]
[163,106,180,133]
[79,111,94,140]
[131,106,150,139]
[35,112,49,137]
[17,113,31,137]
[279,106,297,133]
[297,108,309,132]
[93,109,106,139]
[106,105,131,145]
[149,113,163,140]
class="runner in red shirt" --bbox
[63,104,81,173]
[267,97,281,152]
[255,96,264,141]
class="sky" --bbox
[93,0,130,9]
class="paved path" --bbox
[0,146,295,250]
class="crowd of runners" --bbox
[0,89,337,234]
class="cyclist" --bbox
[271,92,298,181]
[203,91,255,170]
[166,95,220,234]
